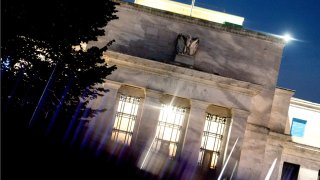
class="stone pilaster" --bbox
[180,99,210,179]
[222,108,250,179]
[259,134,283,180]
[236,123,270,180]
[84,80,121,151]
[269,88,294,134]
[134,89,163,166]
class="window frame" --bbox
[290,118,307,137]
[198,113,228,170]
[111,94,142,146]
[152,103,189,159]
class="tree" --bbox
[2,0,118,132]
[2,0,119,178]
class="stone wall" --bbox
[104,51,260,111]
[89,2,285,89]
[269,88,295,133]
[84,2,294,179]
[84,51,260,179]
[257,132,320,180]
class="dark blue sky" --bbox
[127,0,320,103]
[179,0,320,103]
[181,0,320,103]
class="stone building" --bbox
[276,97,320,180]
[84,0,320,179]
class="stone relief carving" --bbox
[176,33,199,56]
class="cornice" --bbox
[114,0,285,45]
[104,51,263,97]
[290,97,320,111]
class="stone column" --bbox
[236,123,270,180]
[180,99,210,179]
[84,80,121,151]
[222,108,250,179]
[259,134,283,180]
[134,89,162,168]
[269,88,294,134]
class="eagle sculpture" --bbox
[176,34,199,56]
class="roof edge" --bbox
[114,0,285,44]
[290,97,320,110]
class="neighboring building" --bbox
[288,98,320,148]
[84,0,320,179]
[267,91,320,180]
[278,97,320,180]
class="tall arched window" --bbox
[152,104,187,158]
[152,95,190,159]
[198,105,231,171]
[111,85,145,146]
[111,95,141,145]
[198,113,227,169]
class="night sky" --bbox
[127,0,320,103]
[178,0,320,103]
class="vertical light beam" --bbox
[230,160,238,180]
[218,137,239,180]
[29,64,57,127]
[265,158,277,180]
[140,135,157,169]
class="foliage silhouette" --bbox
[2,0,118,133]
[1,0,122,179]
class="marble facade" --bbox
[84,1,320,179]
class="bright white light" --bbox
[254,30,301,44]
[283,34,293,42]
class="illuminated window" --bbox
[198,113,227,169]
[152,104,187,159]
[111,95,141,145]
[290,118,307,137]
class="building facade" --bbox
[83,1,320,179]
[275,97,320,180]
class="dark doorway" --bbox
[281,162,300,180]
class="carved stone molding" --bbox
[103,80,122,90]
[190,99,211,110]
[145,89,163,99]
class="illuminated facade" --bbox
[84,1,320,179]
[134,0,244,26]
